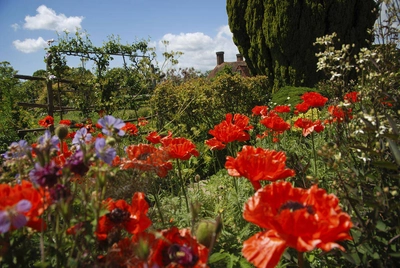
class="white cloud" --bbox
[157,25,239,72]
[11,23,20,31]
[23,5,84,32]
[13,37,47,53]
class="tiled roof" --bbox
[207,61,251,79]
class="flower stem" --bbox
[176,159,190,213]
[298,251,305,268]
[311,131,318,178]
[152,189,165,226]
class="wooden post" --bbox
[46,55,55,133]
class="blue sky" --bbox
[0,0,239,75]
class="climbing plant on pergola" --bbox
[44,31,165,117]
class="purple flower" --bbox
[97,115,126,136]
[168,244,198,266]
[37,130,59,151]
[49,184,71,202]
[66,150,89,176]
[29,161,61,187]
[0,200,31,234]
[72,127,92,146]
[2,140,31,160]
[95,138,116,165]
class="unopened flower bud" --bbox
[135,236,151,260]
[195,219,221,248]
[55,124,69,140]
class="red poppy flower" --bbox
[343,91,359,103]
[328,106,353,123]
[85,124,95,133]
[380,96,394,107]
[121,144,173,177]
[301,92,328,108]
[204,138,225,150]
[38,115,54,128]
[66,131,75,139]
[111,155,121,167]
[161,137,199,160]
[59,119,71,126]
[146,131,162,144]
[146,131,173,144]
[242,181,353,268]
[98,109,106,118]
[294,118,324,137]
[233,113,254,131]
[66,222,85,236]
[149,227,209,268]
[260,112,290,133]
[252,106,269,117]
[54,141,72,167]
[121,122,139,136]
[225,146,295,191]
[95,192,152,241]
[295,102,310,113]
[138,117,149,127]
[205,113,253,150]
[273,105,291,113]
[98,232,157,267]
[0,180,49,232]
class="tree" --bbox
[0,62,27,152]
[226,0,379,89]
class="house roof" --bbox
[207,52,251,79]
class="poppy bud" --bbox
[195,218,222,248]
[55,124,69,140]
[135,236,151,260]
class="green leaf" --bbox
[340,251,361,265]
[388,138,400,166]
[386,114,399,135]
[389,252,400,258]
[372,160,398,170]
[33,262,51,268]
[239,258,253,268]
[376,220,388,232]
[208,252,230,264]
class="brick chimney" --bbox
[216,51,224,65]
[236,54,244,62]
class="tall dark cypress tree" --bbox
[227,0,378,89]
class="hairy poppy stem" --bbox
[153,190,165,226]
[298,251,304,268]
[311,131,318,178]
[311,109,318,179]
[176,159,190,213]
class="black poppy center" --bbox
[107,208,130,223]
[137,152,151,160]
[279,200,314,214]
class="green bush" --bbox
[150,73,271,141]
[271,86,322,107]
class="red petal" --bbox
[242,230,287,268]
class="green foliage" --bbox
[271,86,320,107]
[0,62,34,152]
[226,0,379,89]
[100,67,149,115]
[149,73,270,178]
[150,73,271,140]
[2,4,400,266]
